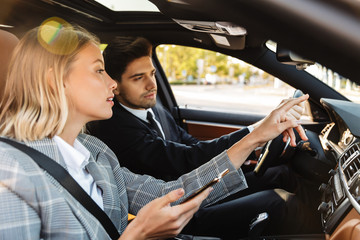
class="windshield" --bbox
[305,64,360,103]
[266,41,360,103]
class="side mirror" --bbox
[276,46,315,70]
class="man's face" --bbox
[115,56,157,110]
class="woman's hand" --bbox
[228,94,309,169]
[281,96,308,146]
[120,187,212,240]
[251,94,309,147]
[250,94,308,147]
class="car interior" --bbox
[2,0,360,239]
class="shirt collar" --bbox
[120,102,154,122]
[53,135,91,172]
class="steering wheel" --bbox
[253,89,304,176]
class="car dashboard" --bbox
[316,98,360,239]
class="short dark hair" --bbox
[103,36,152,82]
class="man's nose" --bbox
[145,75,156,90]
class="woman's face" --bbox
[64,42,117,125]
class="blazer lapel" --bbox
[23,138,106,234]
[152,104,171,139]
[25,137,122,233]
[85,152,122,229]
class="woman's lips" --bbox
[106,96,114,105]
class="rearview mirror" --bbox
[276,46,315,70]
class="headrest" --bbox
[0,29,19,95]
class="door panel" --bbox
[185,121,242,140]
[175,107,264,140]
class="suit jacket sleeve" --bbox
[0,169,42,239]
[87,103,250,181]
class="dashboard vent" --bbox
[341,142,360,186]
[321,123,335,137]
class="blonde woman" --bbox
[0,21,308,239]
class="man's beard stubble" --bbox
[119,90,157,109]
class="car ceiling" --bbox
[1,0,360,84]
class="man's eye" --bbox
[97,69,105,74]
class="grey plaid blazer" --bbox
[0,134,247,239]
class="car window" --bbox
[156,44,296,115]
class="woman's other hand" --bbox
[120,187,212,240]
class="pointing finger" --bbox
[279,94,309,113]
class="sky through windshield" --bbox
[94,0,159,12]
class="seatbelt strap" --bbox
[0,137,120,240]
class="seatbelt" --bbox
[0,137,120,240]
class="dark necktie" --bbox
[146,111,164,139]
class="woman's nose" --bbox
[106,72,117,90]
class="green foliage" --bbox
[156,44,268,84]
[156,45,271,84]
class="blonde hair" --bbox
[0,22,99,141]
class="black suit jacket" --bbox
[88,100,250,180]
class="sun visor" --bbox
[173,19,246,50]
[210,34,245,50]
[173,19,246,36]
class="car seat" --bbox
[0,29,19,95]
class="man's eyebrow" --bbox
[129,68,156,78]
[129,73,144,78]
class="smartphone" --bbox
[181,168,229,203]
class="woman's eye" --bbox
[97,69,105,74]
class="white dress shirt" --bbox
[53,135,104,209]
